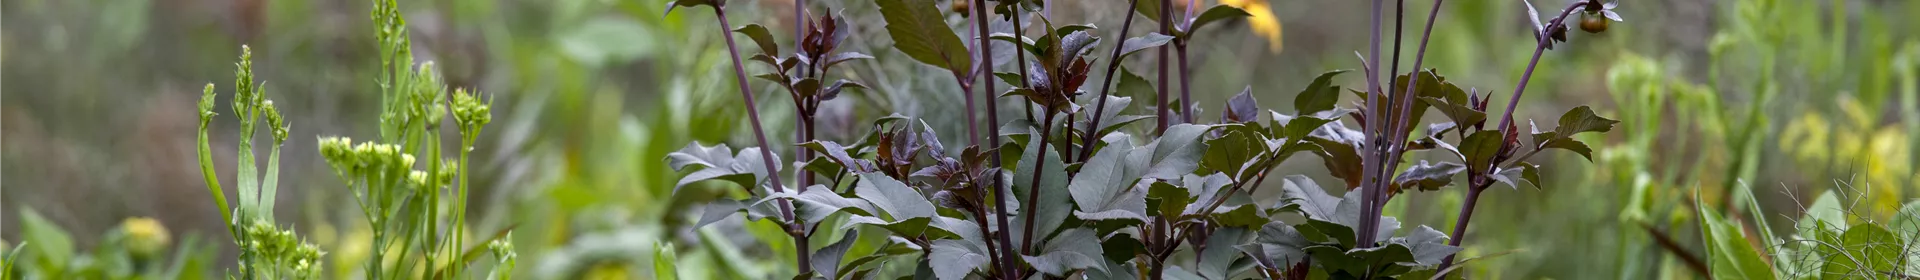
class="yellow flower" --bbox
[1218,0,1283,53]
[122,217,172,257]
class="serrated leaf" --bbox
[1014,136,1072,242]
[879,0,973,76]
[1201,130,1262,180]
[1418,96,1485,128]
[1198,227,1254,280]
[1148,181,1192,218]
[1458,130,1504,176]
[1118,33,1175,60]
[1276,175,1340,222]
[1552,106,1619,136]
[1293,70,1349,114]
[732,24,779,55]
[668,143,781,193]
[929,239,990,280]
[1539,138,1595,161]
[854,173,936,220]
[694,199,747,230]
[1393,226,1460,266]
[1022,228,1108,276]
[764,186,878,224]
[1137,124,1213,179]
[1184,5,1252,36]
[1071,136,1149,222]
[1393,160,1465,192]
[812,229,860,276]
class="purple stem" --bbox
[1155,0,1172,135]
[715,7,808,274]
[1076,0,1142,162]
[1368,0,1447,247]
[1357,0,1386,248]
[974,2,1020,278]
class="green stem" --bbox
[196,120,235,239]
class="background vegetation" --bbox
[3,0,1918,278]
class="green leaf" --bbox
[1015,136,1073,242]
[732,24,779,55]
[1070,136,1150,222]
[1392,160,1465,192]
[1490,162,1542,190]
[1252,221,1314,267]
[1138,124,1213,179]
[1306,123,1366,189]
[1797,190,1847,238]
[1198,227,1254,280]
[821,52,874,70]
[1293,70,1349,114]
[1276,175,1341,221]
[1211,205,1270,228]
[1201,130,1263,181]
[1458,130,1504,176]
[929,239,990,280]
[1821,224,1901,279]
[1148,181,1192,218]
[1552,106,1620,137]
[654,242,679,280]
[1118,33,1175,60]
[764,186,879,224]
[1393,226,1460,266]
[1022,228,1108,276]
[1184,5,1252,36]
[694,199,747,229]
[17,208,73,272]
[1418,96,1486,128]
[667,143,781,194]
[854,173,936,220]
[1538,137,1595,162]
[1891,201,1920,240]
[1698,190,1778,280]
[812,229,860,277]
[878,0,974,76]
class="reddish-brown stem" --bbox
[1176,42,1193,125]
[1155,0,1172,135]
[1020,111,1057,256]
[1438,184,1485,269]
[975,2,1020,278]
[714,7,808,274]
[1356,0,1386,248]
[1367,0,1447,248]
[1077,0,1143,162]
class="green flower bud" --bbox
[232,45,256,117]
[436,160,457,186]
[407,170,431,189]
[452,88,492,131]
[262,100,289,144]
[199,84,219,123]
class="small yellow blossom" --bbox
[1218,0,1283,53]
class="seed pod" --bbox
[1579,12,1608,33]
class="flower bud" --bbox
[263,100,290,144]
[452,89,492,131]
[199,84,219,123]
[122,217,171,258]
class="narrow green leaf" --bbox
[654,242,680,280]
[879,0,974,76]
[17,209,73,271]
[1698,190,1778,280]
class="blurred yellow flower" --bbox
[1218,0,1283,53]
[122,217,171,257]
